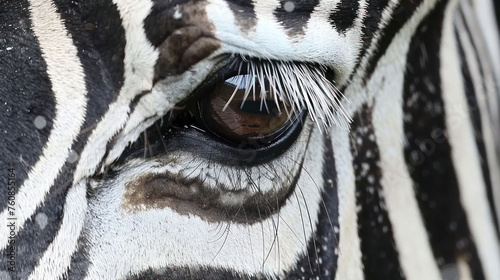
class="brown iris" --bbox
[199,75,293,145]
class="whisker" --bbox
[284,155,339,247]
[296,184,322,274]
[293,188,314,273]
[155,122,168,153]
[210,223,232,263]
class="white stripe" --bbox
[455,11,500,239]
[474,0,500,87]
[459,1,500,228]
[465,4,500,130]
[332,128,364,280]
[369,0,443,279]
[73,0,157,182]
[457,256,473,280]
[0,0,87,249]
[441,0,500,279]
[29,181,87,280]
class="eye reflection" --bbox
[199,74,294,145]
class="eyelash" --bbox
[226,56,352,131]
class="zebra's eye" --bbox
[197,74,295,146]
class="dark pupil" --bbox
[200,74,292,145]
[240,100,280,115]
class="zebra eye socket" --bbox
[198,74,294,146]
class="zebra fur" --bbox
[0,0,499,279]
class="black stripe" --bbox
[361,0,424,84]
[402,0,485,278]
[454,24,500,239]
[274,0,320,36]
[52,0,118,131]
[495,0,500,29]
[52,0,122,182]
[78,0,126,92]
[0,0,56,211]
[226,0,257,32]
[48,2,128,276]
[144,0,194,47]
[127,266,258,280]
[351,104,405,280]
[287,134,339,279]
[329,0,360,33]
[1,1,123,277]
[0,165,72,279]
[348,0,389,86]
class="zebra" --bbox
[1,0,500,279]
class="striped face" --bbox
[1,0,500,279]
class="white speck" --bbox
[6,47,13,51]
[35,212,48,230]
[173,10,182,19]
[327,179,333,186]
[410,150,422,164]
[377,214,383,223]
[300,266,305,273]
[367,186,374,194]
[34,115,47,129]
[366,150,373,158]
[89,181,99,189]
[333,226,339,233]
[356,137,362,145]
[368,134,375,141]
[322,245,327,251]
[382,226,388,233]
[67,150,79,163]
[362,163,370,171]
[19,155,26,166]
[284,1,295,12]
[449,221,457,231]
[367,175,375,184]
[361,163,370,176]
